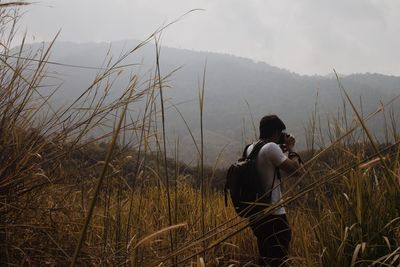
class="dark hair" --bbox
[259,115,286,139]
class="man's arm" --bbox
[279,134,305,176]
[279,156,304,176]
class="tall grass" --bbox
[1,4,400,267]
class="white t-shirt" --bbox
[246,142,288,215]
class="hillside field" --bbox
[1,4,400,267]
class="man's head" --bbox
[259,115,286,141]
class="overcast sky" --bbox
[18,0,400,76]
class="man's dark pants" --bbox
[250,214,291,267]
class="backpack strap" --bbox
[269,168,278,198]
[241,143,252,159]
[246,140,266,160]
[276,167,281,180]
[224,185,228,206]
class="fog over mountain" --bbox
[21,40,400,166]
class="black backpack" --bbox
[225,141,279,217]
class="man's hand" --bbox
[284,133,296,152]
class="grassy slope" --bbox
[2,128,400,266]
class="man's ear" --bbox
[273,131,282,143]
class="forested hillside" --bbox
[20,40,400,165]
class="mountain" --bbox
[15,40,400,166]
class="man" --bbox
[246,115,304,267]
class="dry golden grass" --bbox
[1,3,400,267]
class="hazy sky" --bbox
[18,0,400,76]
